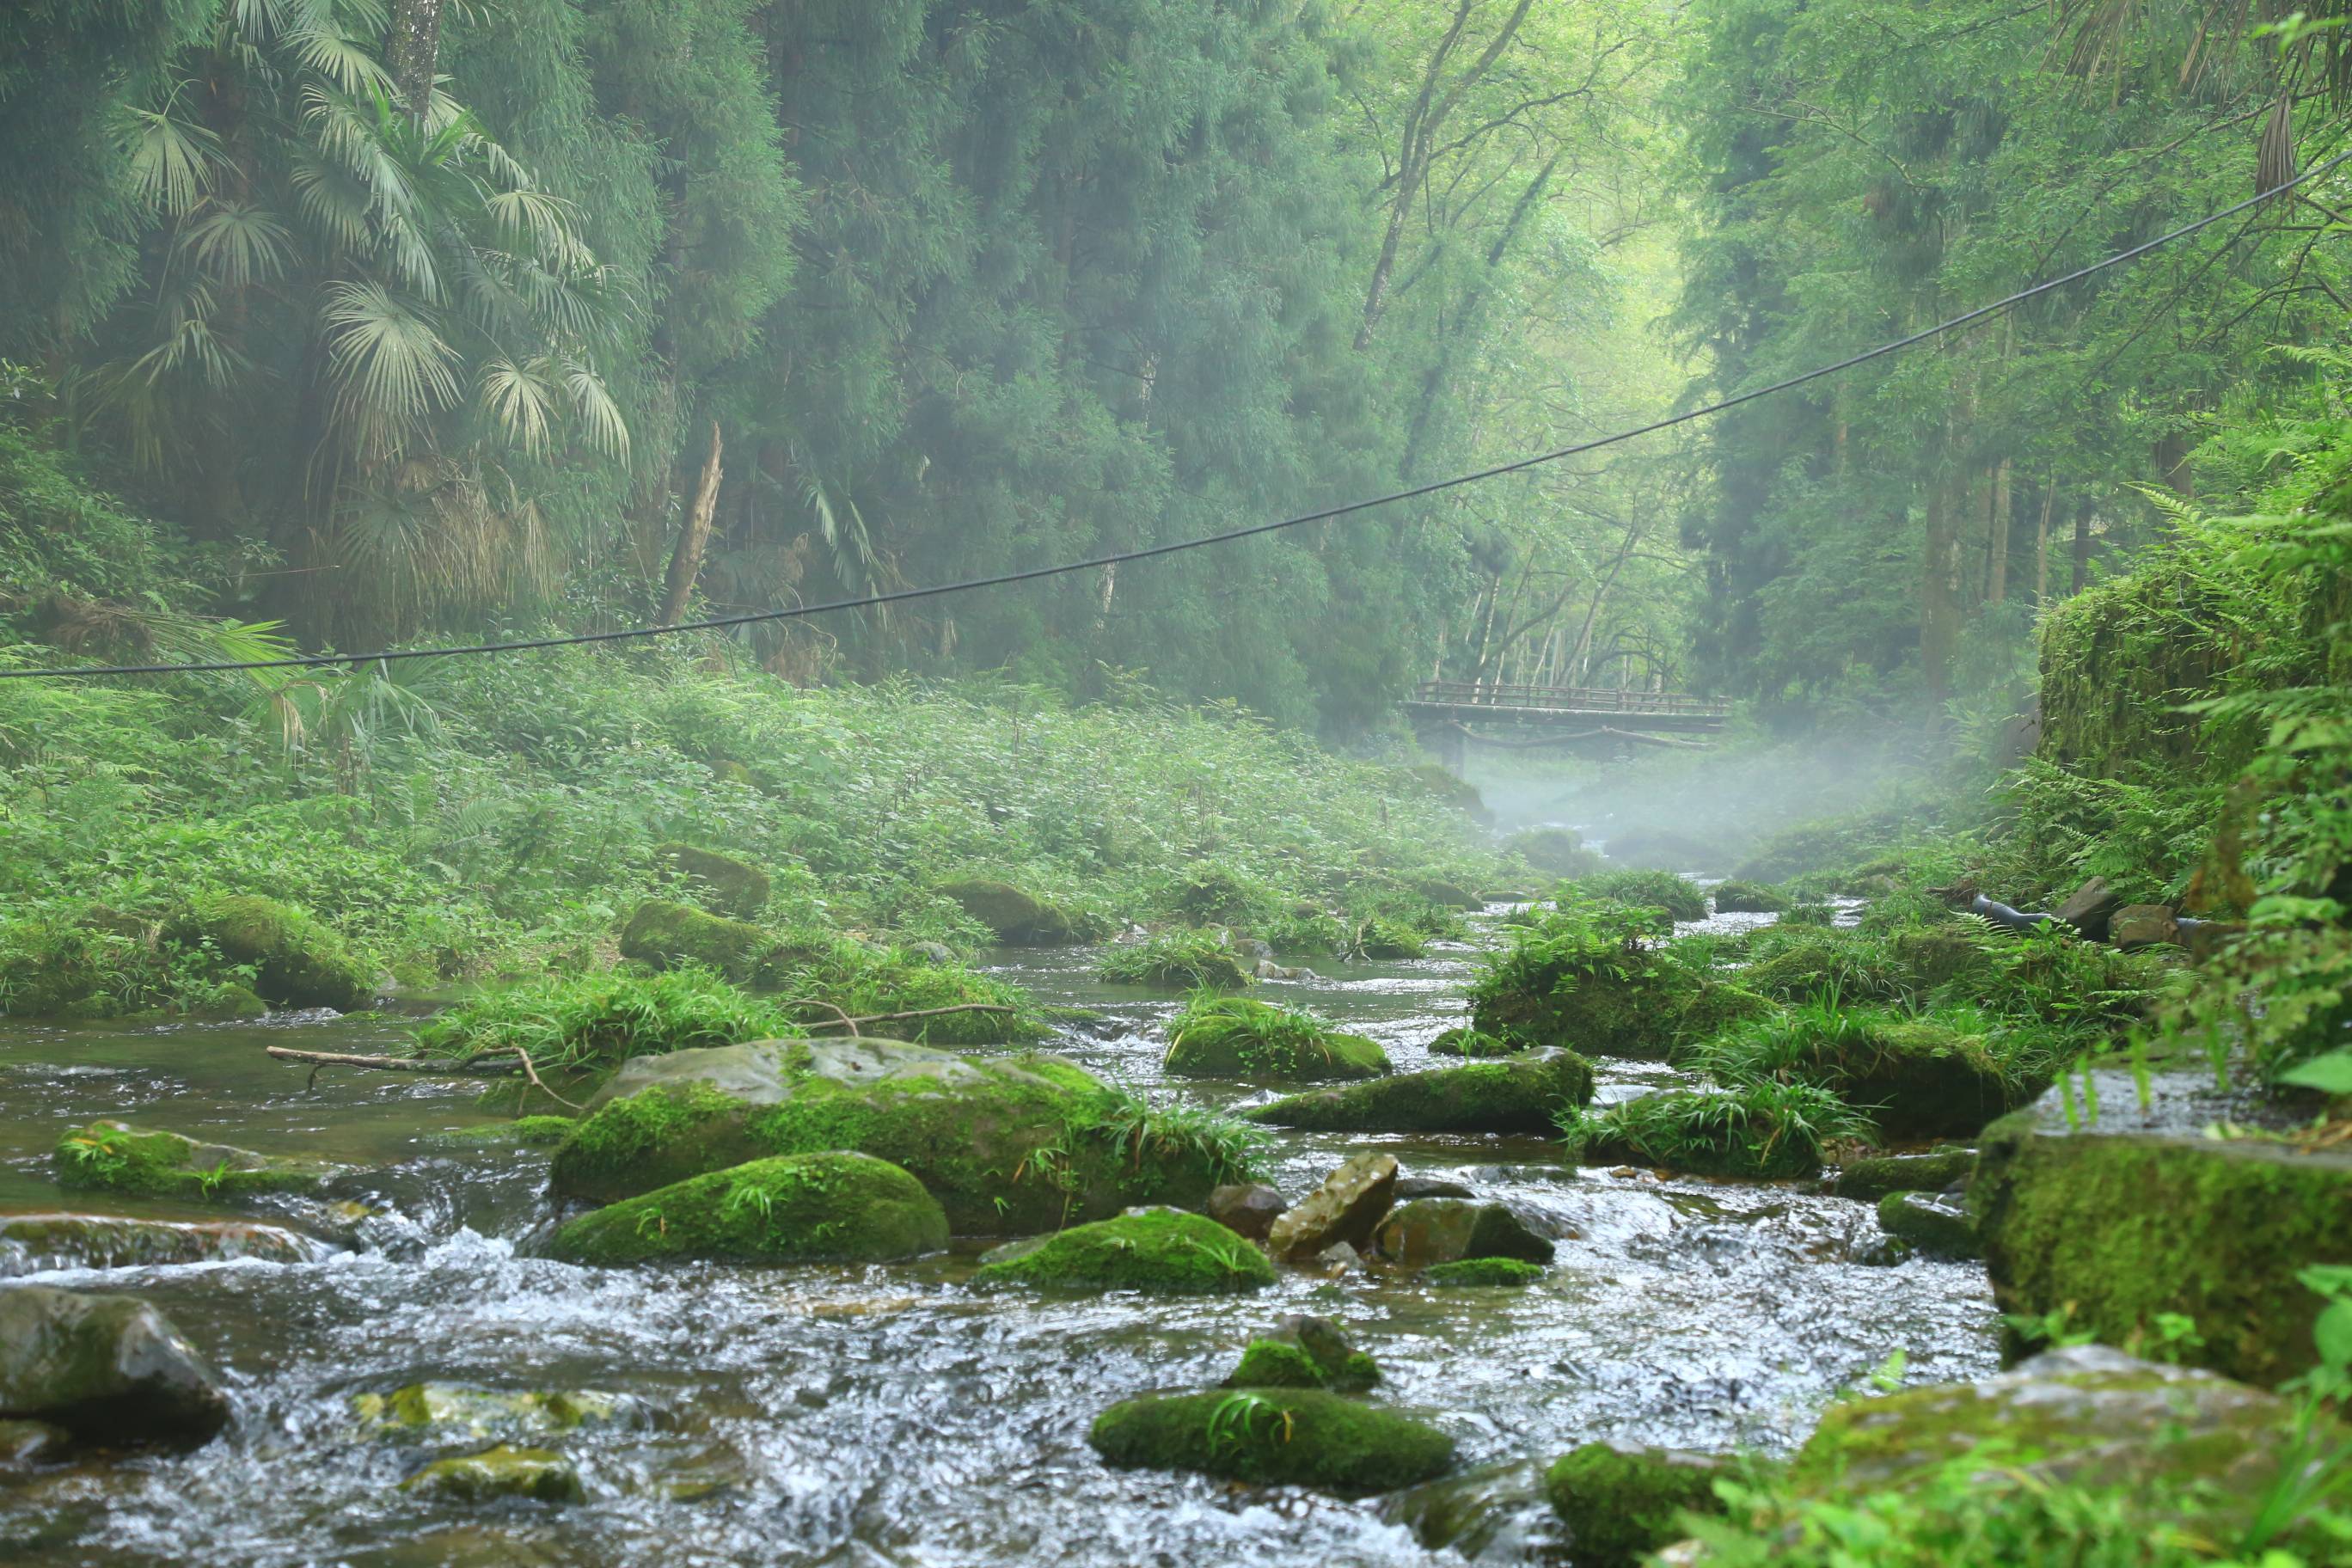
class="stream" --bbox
[0,905,1998,1566]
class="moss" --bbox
[1471,919,1769,1059]
[971,1207,1272,1294]
[655,843,771,919]
[1164,996,1389,1082]
[1692,1013,2014,1141]
[1504,825,1602,878]
[1357,918,1429,960]
[548,1152,948,1266]
[1890,929,1986,990]
[399,1444,584,1504]
[1246,1050,1594,1134]
[436,1115,579,1148]
[1710,879,1790,914]
[1568,869,1708,923]
[1228,1338,1324,1387]
[1425,1258,1545,1287]
[618,899,774,981]
[1088,1388,1455,1491]
[1974,1112,2352,1384]
[1569,1084,1865,1180]
[937,878,1075,944]
[1426,1026,1528,1057]
[1543,1442,1730,1567]
[1833,1146,1975,1200]
[1225,1317,1381,1391]
[352,1383,637,1441]
[1410,878,1481,910]
[1876,1189,1979,1259]
[171,894,371,1010]
[52,1121,339,1204]
[1099,932,1253,990]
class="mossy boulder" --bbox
[1697,1016,2014,1141]
[1163,998,1390,1083]
[1974,1074,2352,1384]
[1089,1388,1455,1492]
[1709,879,1790,915]
[433,1115,578,1149]
[1098,933,1254,990]
[400,1444,584,1504]
[971,1207,1272,1294]
[1246,1050,1594,1135]
[1831,1146,1975,1200]
[1876,1189,1979,1259]
[1225,1316,1379,1392]
[1427,1026,1529,1058]
[548,1038,1228,1236]
[170,893,371,1010]
[1371,1199,1553,1270]
[52,1121,342,1204]
[1544,1441,1733,1567]
[0,1418,68,1466]
[352,1383,640,1442]
[1570,1087,1847,1180]
[0,1285,229,1447]
[937,878,1075,945]
[1788,1345,2346,1543]
[548,1152,948,1267]
[1410,878,1482,910]
[656,842,771,919]
[1425,1257,1546,1288]
[1473,955,1768,1062]
[618,899,774,982]
[1504,825,1601,877]
[0,1213,332,1274]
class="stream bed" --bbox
[0,908,1998,1565]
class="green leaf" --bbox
[2277,1051,2352,1094]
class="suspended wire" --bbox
[9,149,2348,683]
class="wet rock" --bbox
[1234,938,1276,961]
[431,1115,578,1150]
[1425,1257,1546,1287]
[352,1383,642,1442]
[1974,1067,2352,1384]
[935,879,1075,945]
[1382,1460,1555,1559]
[1207,1183,1286,1240]
[1789,1346,2343,1540]
[52,1122,342,1204]
[1263,1153,1398,1263]
[1247,1050,1594,1135]
[2110,903,2180,949]
[2055,876,2122,941]
[618,899,774,981]
[400,1444,585,1504]
[1411,879,1481,910]
[655,842,770,919]
[971,1207,1271,1295]
[1544,1441,1734,1568]
[1426,1026,1526,1058]
[1162,997,1389,1083]
[1876,1188,1979,1259]
[0,1285,229,1447]
[908,940,959,965]
[1830,1147,1975,1201]
[1504,826,1600,877]
[1089,1388,1454,1491]
[548,1152,948,1267]
[165,893,373,1011]
[1225,1315,1379,1392]
[1372,1199,1553,1270]
[1253,959,1310,981]
[0,1418,68,1467]
[0,1212,334,1276]
[1314,1241,1361,1275]
[1393,1175,1476,1200]
[549,1037,1225,1235]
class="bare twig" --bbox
[787,997,863,1037]
[797,1001,1020,1033]
[266,1046,522,1076]
[512,1048,585,1112]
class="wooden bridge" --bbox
[1403,680,1731,772]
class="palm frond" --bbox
[317,280,461,461]
[119,101,224,217]
[560,358,629,461]
[176,201,298,290]
[477,356,558,457]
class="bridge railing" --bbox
[1407,680,1730,717]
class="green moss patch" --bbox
[1425,1257,1545,1288]
[1164,995,1388,1083]
[52,1120,340,1204]
[1225,1317,1380,1390]
[1565,1083,1869,1180]
[1832,1146,1975,1200]
[1544,1441,1731,1566]
[972,1206,1272,1294]
[434,1115,579,1148]
[399,1444,583,1504]
[547,1151,948,1266]
[168,893,371,1011]
[1566,870,1707,923]
[1099,931,1253,990]
[352,1383,640,1442]
[1692,1007,2016,1140]
[619,899,775,981]
[1470,916,1767,1060]
[1876,1189,1979,1259]
[1089,1388,1455,1492]
[1710,879,1791,914]
[1427,1026,1529,1058]
[656,843,771,919]
[1246,1050,1594,1135]
[937,878,1075,944]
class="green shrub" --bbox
[1099,931,1253,990]
[1568,868,1708,923]
[414,968,802,1073]
[1163,994,1389,1081]
[1564,1082,1869,1179]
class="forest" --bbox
[0,2,2347,1565]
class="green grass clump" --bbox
[1089,1388,1455,1491]
[1425,1257,1546,1287]
[53,1120,339,1203]
[1563,1083,1869,1180]
[1428,1025,1531,1057]
[971,1208,1273,1294]
[1568,869,1708,923]
[1780,901,1838,927]
[1469,909,1768,1059]
[1354,916,1431,959]
[1164,993,1389,1081]
[546,1151,949,1265]
[770,937,1046,1043]
[1710,879,1790,914]
[1099,931,1253,989]
[414,967,802,1073]
[1690,998,2025,1141]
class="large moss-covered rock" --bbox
[656,843,771,919]
[1163,998,1389,1083]
[1831,1146,1975,1201]
[0,1285,229,1447]
[400,1444,584,1504]
[1877,1189,1979,1259]
[1709,879,1790,915]
[618,899,774,981]
[937,879,1075,945]
[0,1213,332,1276]
[972,1207,1271,1294]
[352,1383,640,1442]
[548,1038,1227,1235]
[1789,1345,2346,1543]
[1426,1026,1528,1058]
[1090,1388,1455,1491]
[548,1152,947,1266]
[1974,1067,2352,1383]
[1700,1016,2014,1141]
[1473,958,1767,1062]
[1246,1050,1593,1135]
[1225,1316,1380,1392]
[1544,1441,1733,1567]
[1425,1257,1546,1287]
[169,893,371,1010]
[52,1122,341,1204]
[1371,1199,1553,1270]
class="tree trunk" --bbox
[2033,480,2055,603]
[1986,458,2011,607]
[660,420,724,626]
[1920,481,1963,706]
[385,0,445,121]
[2071,495,2093,595]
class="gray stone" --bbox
[1,1213,334,1277]
[0,1418,68,1467]
[1207,1183,1287,1241]
[1264,1153,1398,1263]
[1372,1198,1554,1270]
[2055,876,2122,941]
[0,1285,230,1447]
[1393,1175,1477,1200]
[2110,903,2181,949]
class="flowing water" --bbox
[0,906,1995,1566]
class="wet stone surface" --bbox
[0,905,1998,1565]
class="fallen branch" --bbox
[266,1046,521,1076]
[800,1001,1018,1032]
[512,1047,585,1112]
[787,997,863,1037]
